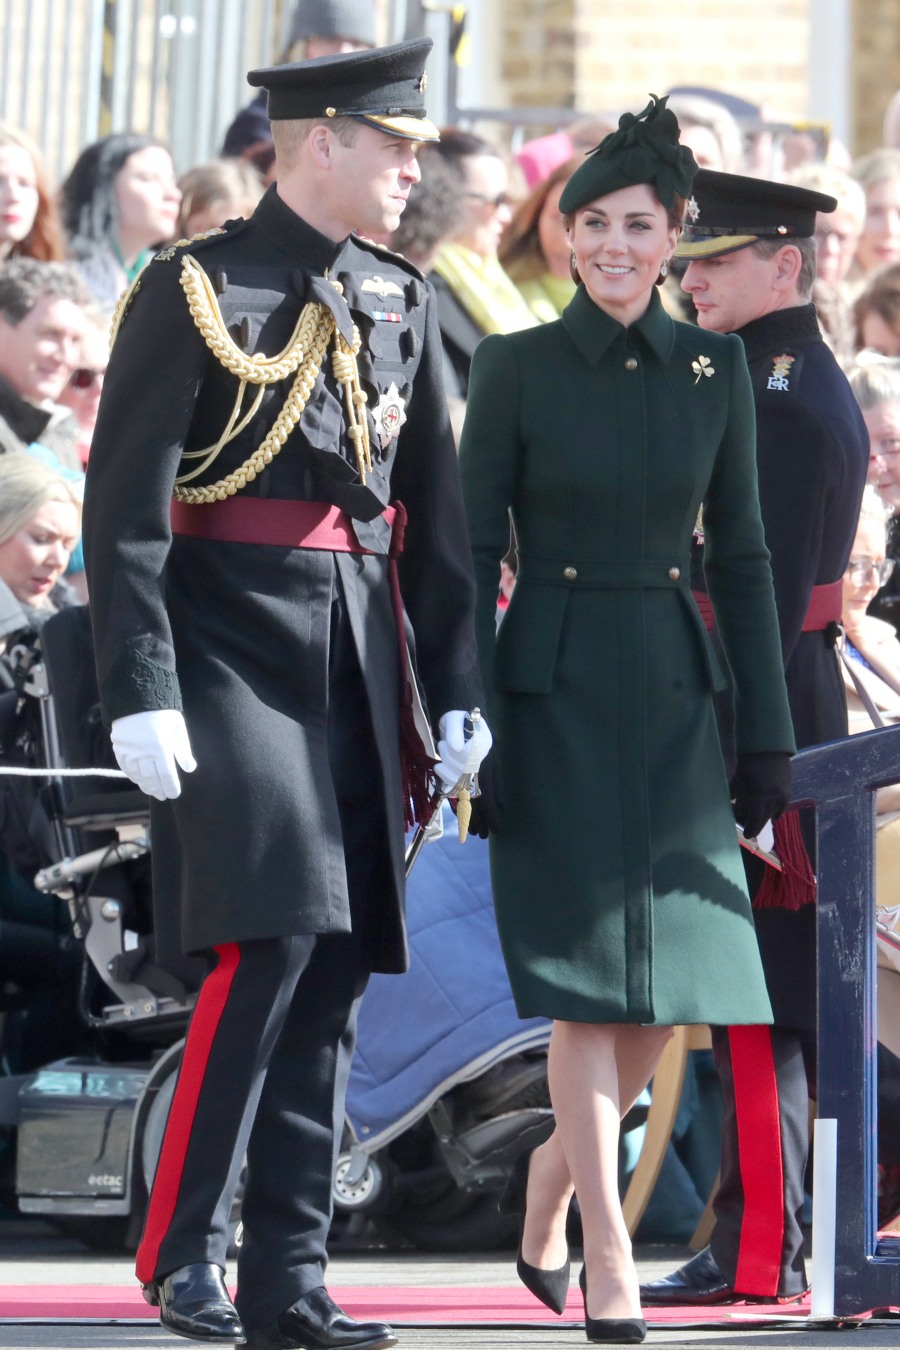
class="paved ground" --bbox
[1,1219,900,1349]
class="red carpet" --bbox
[0,1282,828,1326]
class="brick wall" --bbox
[498,0,812,135]
[852,0,900,153]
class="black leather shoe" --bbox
[580,1265,646,1343]
[639,1246,737,1306]
[142,1262,246,1343]
[639,1245,809,1307]
[243,1287,396,1350]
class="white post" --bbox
[810,1117,838,1320]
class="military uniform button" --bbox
[624,356,638,370]
[563,566,578,580]
[668,566,681,581]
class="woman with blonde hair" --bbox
[0,123,65,264]
[176,159,264,239]
[0,455,81,646]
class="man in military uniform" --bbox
[83,39,490,1350]
[640,172,868,1306]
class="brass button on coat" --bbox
[624,357,638,371]
[563,566,578,580]
[668,566,681,581]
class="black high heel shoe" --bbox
[498,1145,570,1316]
[579,1265,646,1344]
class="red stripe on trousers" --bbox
[135,943,241,1284]
[731,1024,785,1296]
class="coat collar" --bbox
[561,284,676,366]
[736,302,820,363]
[251,184,341,274]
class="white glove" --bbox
[110,709,197,801]
[434,710,493,794]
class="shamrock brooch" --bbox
[692,355,715,384]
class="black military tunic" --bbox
[83,185,482,967]
[693,302,868,1297]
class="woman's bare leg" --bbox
[519,1022,672,1275]
[546,1020,671,1318]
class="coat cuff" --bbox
[100,644,183,726]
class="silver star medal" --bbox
[372,382,407,449]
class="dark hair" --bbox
[0,257,91,324]
[499,157,579,283]
[428,127,503,183]
[0,123,66,261]
[390,148,465,268]
[854,262,900,350]
[60,133,172,247]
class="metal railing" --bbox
[0,0,289,183]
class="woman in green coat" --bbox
[458,99,795,1342]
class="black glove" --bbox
[466,752,504,839]
[729,751,793,840]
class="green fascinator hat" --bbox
[559,94,698,215]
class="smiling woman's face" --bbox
[567,182,677,327]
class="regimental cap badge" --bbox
[686,196,700,222]
[362,275,405,299]
[372,381,407,449]
[418,71,427,94]
[767,353,795,391]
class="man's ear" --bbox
[307,124,334,169]
[773,243,803,292]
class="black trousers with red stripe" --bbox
[136,933,370,1329]
[135,587,390,1332]
[708,1023,816,1298]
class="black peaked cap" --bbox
[247,37,438,141]
[676,168,837,258]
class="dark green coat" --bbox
[459,286,795,1025]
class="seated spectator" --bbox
[176,159,264,239]
[848,351,900,628]
[853,263,900,356]
[791,162,866,362]
[499,157,577,323]
[220,0,377,184]
[0,258,91,471]
[0,454,80,649]
[60,134,181,314]
[56,309,108,466]
[0,124,65,263]
[428,129,536,399]
[852,147,900,280]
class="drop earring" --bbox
[660,257,669,278]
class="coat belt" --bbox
[169,495,436,830]
[517,557,690,588]
[170,496,398,553]
[691,579,842,634]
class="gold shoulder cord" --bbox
[172,255,372,503]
